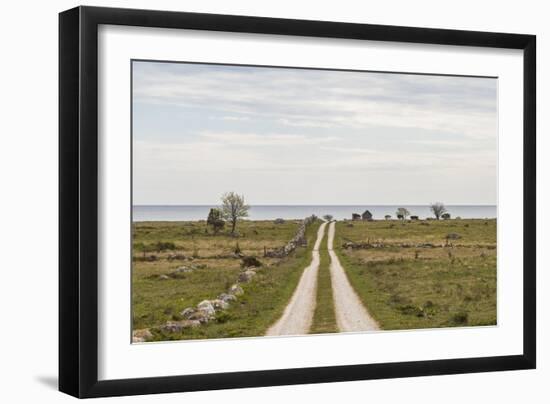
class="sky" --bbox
[132,61,497,206]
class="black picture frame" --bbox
[59,6,536,398]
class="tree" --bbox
[384,215,392,220]
[396,207,410,221]
[221,192,250,235]
[207,208,225,234]
[323,214,333,221]
[441,213,451,220]
[430,202,447,220]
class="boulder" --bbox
[211,299,230,311]
[132,328,153,343]
[238,269,256,283]
[188,309,213,324]
[229,284,244,296]
[180,307,196,319]
[174,266,193,273]
[158,274,170,280]
[167,253,186,261]
[161,320,201,333]
[197,300,216,317]
[218,293,237,303]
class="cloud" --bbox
[133,61,497,138]
[199,132,339,146]
[132,61,497,205]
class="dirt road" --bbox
[266,222,327,336]
[327,221,380,332]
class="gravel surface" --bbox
[265,222,327,336]
[327,221,380,332]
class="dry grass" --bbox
[335,219,497,330]
[132,219,322,339]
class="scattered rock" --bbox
[195,310,215,323]
[174,266,194,273]
[238,269,257,283]
[132,328,153,343]
[197,300,216,317]
[229,284,244,296]
[211,299,230,310]
[161,320,201,333]
[167,253,186,261]
[218,293,237,303]
[180,307,196,319]
[158,274,170,280]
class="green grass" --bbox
[339,218,496,245]
[335,219,497,330]
[132,219,322,340]
[310,229,338,334]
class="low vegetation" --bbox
[310,233,338,334]
[132,219,321,339]
[334,219,497,329]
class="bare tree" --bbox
[430,202,447,220]
[221,192,250,235]
[396,207,410,221]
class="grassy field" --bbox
[334,219,497,330]
[310,233,338,334]
[132,219,321,340]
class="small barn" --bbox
[352,213,361,221]
[362,210,373,221]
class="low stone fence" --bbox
[264,215,317,258]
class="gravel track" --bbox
[265,222,327,336]
[327,221,380,332]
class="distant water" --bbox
[133,205,496,221]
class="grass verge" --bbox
[310,230,338,334]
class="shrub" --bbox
[451,311,469,325]
[207,208,225,234]
[154,241,176,252]
[241,256,262,268]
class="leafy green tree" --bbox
[221,192,250,235]
[207,208,225,234]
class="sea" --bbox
[133,205,496,222]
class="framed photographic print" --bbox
[59,6,536,398]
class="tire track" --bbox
[266,222,327,336]
[327,221,380,332]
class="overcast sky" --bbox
[132,61,497,205]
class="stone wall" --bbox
[264,215,317,258]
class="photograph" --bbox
[131,60,498,343]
